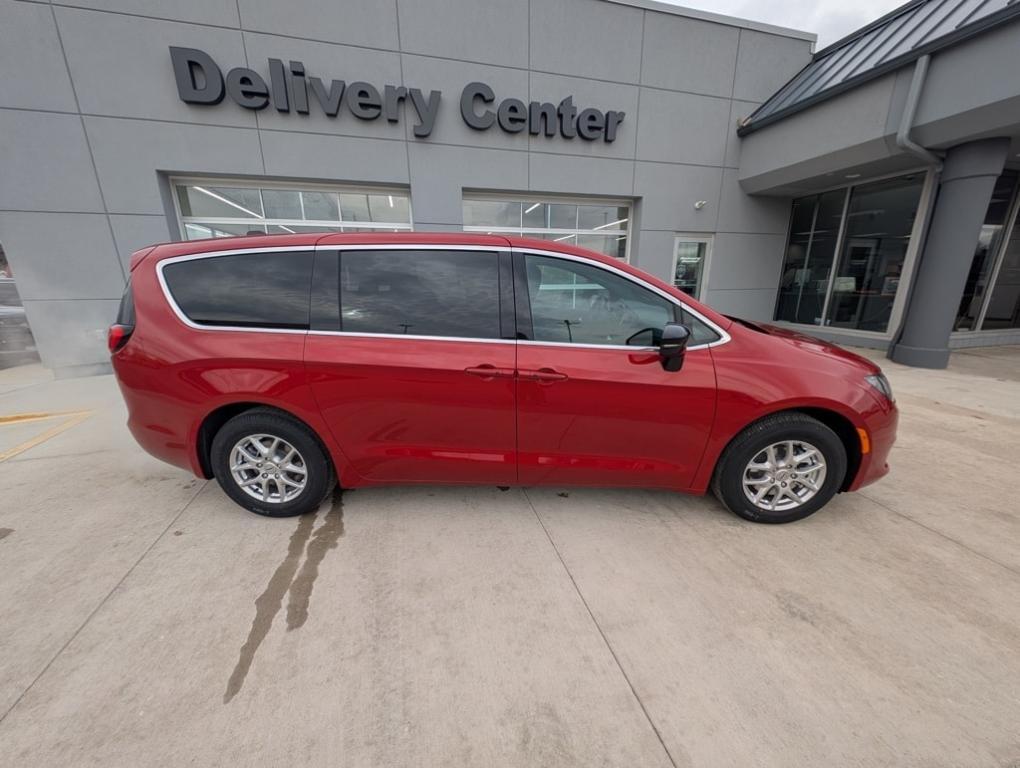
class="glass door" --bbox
[672,235,712,300]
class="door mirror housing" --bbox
[659,323,691,371]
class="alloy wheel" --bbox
[229,433,308,504]
[741,440,827,512]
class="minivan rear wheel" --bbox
[712,413,846,524]
[210,408,334,517]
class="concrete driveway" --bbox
[1,347,1018,767]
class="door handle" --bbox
[464,364,515,380]
[520,367,568,383]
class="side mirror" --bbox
[659,323,691,372]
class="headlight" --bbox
[865,373,894,403]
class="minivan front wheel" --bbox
[712,413,846,524]
[210,408,334,517]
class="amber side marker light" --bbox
[857,427,871,455]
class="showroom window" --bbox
[174,181,412,240]
[955,169,1020,332]
[774,173,925,333]
[462,196,629,260]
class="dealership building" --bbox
[1,0,1019,375]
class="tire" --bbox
[711,412,846,524]
[210,407,335,517]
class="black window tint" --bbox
[163,251,314,329]
[679,307,721,345]
[340,250,500,339]
[525,254,675,346]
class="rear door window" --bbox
[162,250,314,329]
[339,250,501,339]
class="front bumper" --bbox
[848,400,898,491]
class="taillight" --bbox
[108,324,134,353]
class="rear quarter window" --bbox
[162,250,314,329]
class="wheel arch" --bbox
[195,401,337,481]
[709,406,862,493]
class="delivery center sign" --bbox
[170,47,625,143]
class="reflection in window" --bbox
[462,197,629,260]
[983,200,1020,330]
[340,250,501,339]
[176,182,412,240]
[673,237,711,299]
[774,189,846,325]
[824,174,924,332]
[957,171,1019,331]
[524,254,719,346]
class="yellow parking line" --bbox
[0,410,94,426]
[0,410,93,462]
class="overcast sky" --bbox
[657,0,907,49]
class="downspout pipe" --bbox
[888,54,943,356]
[895,55,943,170]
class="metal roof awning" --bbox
[738,0,1020,136]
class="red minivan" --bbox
[110,233,896,524]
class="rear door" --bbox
[514,250,719,489]
[304,246,518,484]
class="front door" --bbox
[672,234,712,299]
[514,251,718,490]
[305,247,517,485]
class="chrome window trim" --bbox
[514,247,731,351]
[154,242,730,350]
[307,331,515,344]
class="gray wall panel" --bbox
[400,55,530,151]
[60,0,240,26]
[409,143,528,224]
[630,229,675,281]
[640,12,738,98]
[0,1,77,112]
[723,100,758,168]
[243,33,404,140]
[716,169,790,234]
[237,0,398,50]
[708,232,786,291]
[260,131,409,186]
[0,110,104,213]
[530,0,644,83]
[635,89,729,165]
[0,212,123,301]
[85,117,265,214]
[527,72,639,159]
[397,0,529,69]
[21,298,119,370]
[56,8,254,127]
[733,30,813,103]
[108,214,173,272]
[528,154,633,197]
[632,162,721,232]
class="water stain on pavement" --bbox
[0,528,13,541]
[223,488,345,704]
[286,487,345,631]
